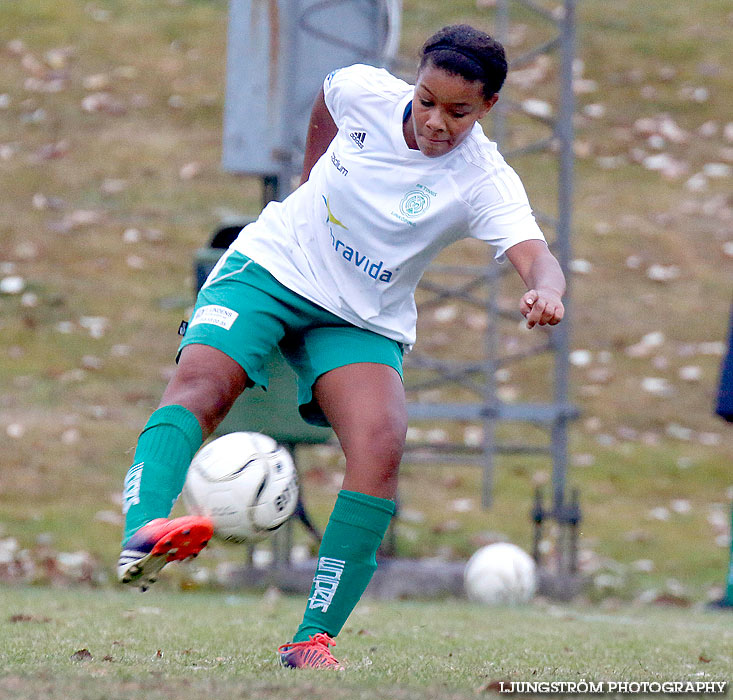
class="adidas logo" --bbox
[349,131,366,149]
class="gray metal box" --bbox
[222,0,399,177]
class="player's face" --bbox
[407,62,497,158]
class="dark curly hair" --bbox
[419,24,508,100]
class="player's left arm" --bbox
[299,87,339,186]
[505,239,566,329]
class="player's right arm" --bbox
[505,239,565,329]
[299,87,338,186]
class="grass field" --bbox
[0,0,731,619]
[0,586,730,699]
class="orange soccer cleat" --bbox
[117,515,213,591]
[278,633,343,670]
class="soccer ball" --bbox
[182,431,299,543]
[463,542,537,605]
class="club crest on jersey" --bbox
[349,131,366,149]
[392,183,436,226]
[400,190,430,217]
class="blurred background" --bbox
[0,0,731,606]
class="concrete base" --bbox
[536,568,585,602]
[219,557,584,601]
[221,557,466,599]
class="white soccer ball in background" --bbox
[182,431,299,543]
[464,542,537,605]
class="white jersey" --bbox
[231,64,546,349]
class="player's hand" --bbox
[520,288,564,329]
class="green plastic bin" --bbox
[194,223,333,446]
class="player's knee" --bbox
[376,421,407,469]
[353,411,407,470]
[340,411,406,497]
[163,361,245,430]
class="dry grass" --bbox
[0,587,730,699]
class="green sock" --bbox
[293,489,395,642]
[121,404,203,545]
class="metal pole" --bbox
[278,0,302,200]
[481,271,499,507]
[477,0,512,508]
[551,0,575,516]
[492,0,510,150]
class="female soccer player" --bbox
[117,24,565,669]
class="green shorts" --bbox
[178,250,403,427]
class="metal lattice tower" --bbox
[218,0,580,555]
[402,0,578,524]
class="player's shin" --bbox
[292,489,395,642]
[121,404,203,544]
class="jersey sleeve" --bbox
[467,164,547,262]
[323,65,362,128]
[322,64,401,129]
